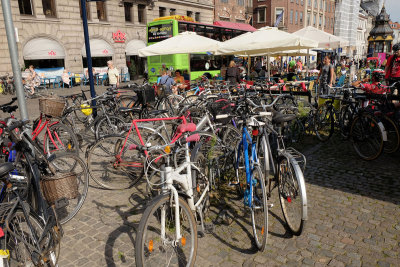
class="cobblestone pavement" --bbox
[1,89,400,266]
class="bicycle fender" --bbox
[377,122,387,142]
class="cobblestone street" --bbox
[1,90,399,266]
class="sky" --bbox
[385,0,400,22]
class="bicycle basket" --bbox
[40,172,78,204]
[138,85,156,104]
[39,97,66,117]
[208,99,233,123]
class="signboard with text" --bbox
[148,24,173,43]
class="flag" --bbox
[274,11,284,27]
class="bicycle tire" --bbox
[350,114,383,160]
[251,165,268,251]
[94,115,126,140]
[47,152,89,224]
[44,122,79,156]
[314,104,334,141]
[87,135,145,190]
[72,95,87,123]
[135,194,197,267]
[4,210,59,267]
[339,105,353,140]
[277,155,307,236]
[380,115,400,154]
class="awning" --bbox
[125,39,146,56]
[213,21,256,32]
[23,38,65,60]
[82,39,114,57]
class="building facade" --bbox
[214,0,250,23]
[0,0,213,75]
[367,6,394,57]
[252,0,335,34]
[355,10,370,60]
[389,21,400,45]
[334,0,360,54]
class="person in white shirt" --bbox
[107,61,119,88]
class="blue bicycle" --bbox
[233,99,269,251]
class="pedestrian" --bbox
[255,59,262,73]
[27,65,40,95]
[107,61,119,88]
[62,69,72,88]
[159,70,176,94]
[225,60,241,85]
[385,43,400,93]
[317,56,335,95]
[296,59,303,74]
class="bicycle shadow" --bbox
[91,184,149,266]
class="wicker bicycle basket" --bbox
[40,172,78,204]
[39,97,66,117]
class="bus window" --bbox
[178,22,187,33]
[190,54,222,72]
[196,25,205,37]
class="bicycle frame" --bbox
[32,114,66,154]
[236,126,258,207]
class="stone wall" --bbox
[0,0,213,75]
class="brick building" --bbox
[0,0,213,75]
[252,0,335,34]
[214,0,253,23]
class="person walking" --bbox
[317,56,335,95]
[225,60,241,85]
[385,43,400,93]
[107,61,119,88]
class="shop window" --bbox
[170,8,176,15]
[79,0,90,20]
[195,12,200,22]
[124,2,133,22]
[97,1,107,21]
[187,11,193,17]
[138,4,146,24]
[18,0,33,15]
[42,0,56,18]
[82,57,112,68]
[159,7,166,17]
[24,59,64,69]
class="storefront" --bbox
[22,37,65,69]
[82,39,114,68]
[125,39,146,79]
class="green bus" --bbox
[146,16,253,83]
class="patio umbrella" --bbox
[216,27,318,56]
[138,31,221,57]
[293,26,349,49]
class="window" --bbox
[275,8,284,25]
[159,7,166,17]
[42,0,56,18]
[295,11,298,24]
[238,0,244,6]
[170,8,176,15]
[138,4,146,24]
[301,0,304,6]
[308,0,311,6]
[290,10,293,24]
[195,12,200,22]
[328,2,330,12]
[325,1,327,11]
[258,8,266,23]
[314,0,317,8]
[300,12,303,23]
[290,0,294,2]
[319,15,322,26]
[324,17,326,27]
[124,2,133,22]
[187,11,193,17]
[320,0,323,9]
[96,1,107,21]
[18,0,33,15]
[296,0,299,4]
[79,0,90,19]
[221,0,228,2]
[313,14,316,26]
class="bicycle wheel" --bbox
[5,210,59,267]
[314,104,334,141]
[350,114,383,161]
[251,165,268,251]
[87,135,144,189]
[380,115,400,154]
[221,124,241,149]
[72,95,87,123]
[135,194,197,267]
[47,152,89,224]
[94,115,126,140]
[339,105,353,139]
[44,122,79,155]
[277,156,306,236]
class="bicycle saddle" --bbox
[0,162,14,179]
[272,111,296,124]
[1,105,18,113]
[118,107,141,113]
[176,123,197,133]
[148,110,169,116]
